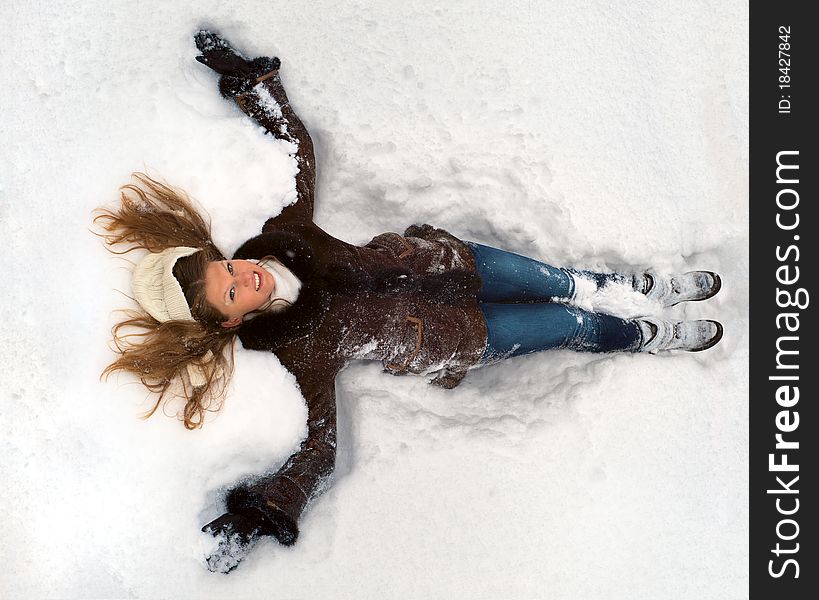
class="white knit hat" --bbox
[131,246,212,387]
[132,246,201,323]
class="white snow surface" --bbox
[2,2,748,599]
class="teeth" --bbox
[254,272,260,291]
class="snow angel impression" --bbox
[96,31,724,573]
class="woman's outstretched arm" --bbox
[202,358,339,573]
[194,31,316,223]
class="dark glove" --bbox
[201,502,299,574]
[194,30,254,77]
[226,486,300,546]
[201,511,263,574]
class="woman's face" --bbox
[204,259,275,327]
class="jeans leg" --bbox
[479,302,642,363]
[466,241,638,303]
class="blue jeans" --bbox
[466,242,642,362]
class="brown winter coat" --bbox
[217,61,488,543]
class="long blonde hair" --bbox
[95,173,237,429]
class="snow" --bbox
[2,1,747,599]
[572,274,656,318]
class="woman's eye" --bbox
[227,262,234,275]
[229,287,235,302]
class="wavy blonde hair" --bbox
[95,173,237,429]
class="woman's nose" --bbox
[238,271,253,286]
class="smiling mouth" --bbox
[254,272,261,292]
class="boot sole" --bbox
[689,320,724,352]
[667,271,722,307]
[693,271,722,302]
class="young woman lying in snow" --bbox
[97,31,723,573]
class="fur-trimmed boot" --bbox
[637,271,722,307]
[636,318,723,353]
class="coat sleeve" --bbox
[218,58,316,224]
[224,360,339,546]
